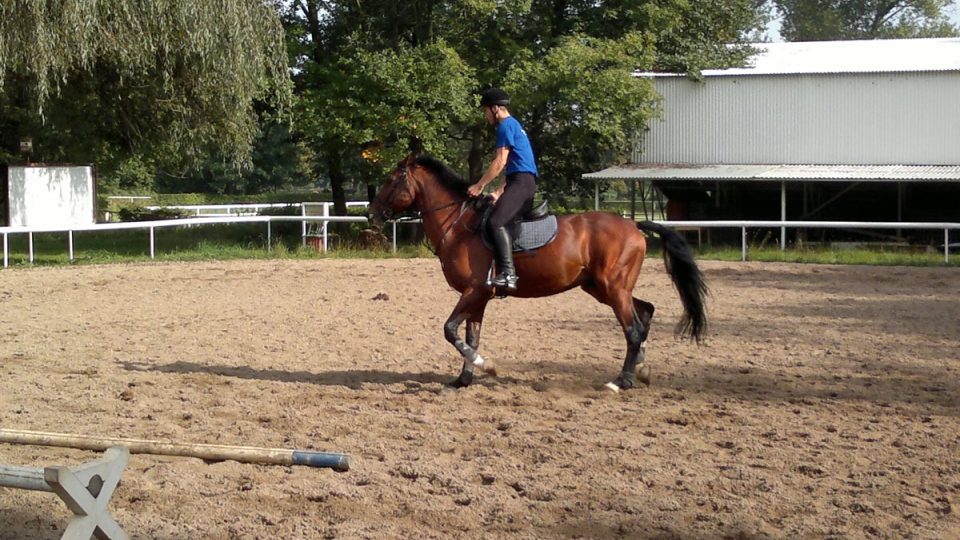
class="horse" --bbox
[367,153,708,392]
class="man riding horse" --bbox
[467,87,538,292]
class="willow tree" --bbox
[0,1,291,174]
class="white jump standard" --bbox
[0,447,129,540]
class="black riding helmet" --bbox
[479,87,510,107]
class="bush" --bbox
[117,207,188,222]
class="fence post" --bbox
[29,232,34,265]
[322,204,330,252]
[741,226,747,262]
[3,232,7,268]
[392,221,398,253]
[149,227,155,258]
[301,205,307,248]
[68,230,74,261]
[267,221,272,250]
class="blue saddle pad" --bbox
[480,215,558,252]
[512,215,558,251]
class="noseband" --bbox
[373,165,411,221]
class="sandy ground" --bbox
[0,257,958,540]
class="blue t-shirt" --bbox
[496,116,538,176]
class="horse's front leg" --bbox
[444,292,492,388]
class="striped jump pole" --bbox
[0,429,350,472]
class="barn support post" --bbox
[742,226,747,261]
[946,229,950,264]
[897,182,903,239]
[780,181,786,251]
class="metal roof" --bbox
[583,164,960,182]
[635,38,960,77]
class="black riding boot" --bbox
[491,226,519,291]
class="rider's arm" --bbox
[468,147,509,196]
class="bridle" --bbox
[374,161,476,254]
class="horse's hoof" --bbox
[444,379,468,391]
[604,382,621,393]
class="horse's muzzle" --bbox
[366,205,387,231]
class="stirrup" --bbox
[491,272,518,291]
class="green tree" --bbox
[283,1,477,215]
[505,33,659,200]
[0,1,291,175]
[773,0,959,40]
[495,0,763,199]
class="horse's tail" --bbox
[637,221,709,343]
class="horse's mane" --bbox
[415,155,471,196]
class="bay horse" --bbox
[367,154,708,392]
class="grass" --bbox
[2,227,956,268]
[697,245,958,267]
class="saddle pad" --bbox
[512,215,558,252]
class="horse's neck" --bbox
[416,183,473,254]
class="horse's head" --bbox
[368,155,418,230]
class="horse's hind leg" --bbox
[629,298,655,387]
[584,282,655,392]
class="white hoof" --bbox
[604,382,621,393]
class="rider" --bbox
[467,87,538,292]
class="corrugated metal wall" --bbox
[636,72,960,165]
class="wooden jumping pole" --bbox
[0,429,350,472]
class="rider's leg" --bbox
[488,173,535,290]
[490,226,518,290]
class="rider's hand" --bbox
[467,183,484,198]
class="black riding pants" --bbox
[489,172,536,230]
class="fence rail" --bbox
[1,215,368,268]
[653,220,959,262]
[3,217,957,268]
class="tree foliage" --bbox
[2,0,767,205]
[0,0,291,170]
[773,0,959,40]
[284,0,764,211]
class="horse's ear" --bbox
[408,137,423,157]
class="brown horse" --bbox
[367,154,708,392]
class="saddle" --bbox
[478,199,558,252]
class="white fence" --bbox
[143,203,299,217]
[141,201,373,218]
[655,220,959,263]
[1,215,367,268]
[3,217,956,268]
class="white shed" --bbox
[585,38,960,235]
